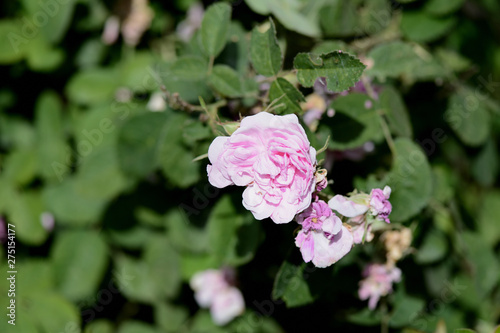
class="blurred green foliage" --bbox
[0,0,499,332]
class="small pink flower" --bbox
[358,263,401,310]
[296,200,341,234]
[328,186,392,223]
[190,268,245,326]
[210,287,245,326]
[190,269,228,307]
[295,200,353,268]
[207,112,317,224]
[369,186,392,223]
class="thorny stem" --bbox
[161,86,226,113]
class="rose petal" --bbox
[328,195,369,217]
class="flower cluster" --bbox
[207,112,395,269]
[295,200,353,268]
[205,111,403,318]
[357,227,412,309]
[189,268,245,326]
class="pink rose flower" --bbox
[190,268,245,326]
[207,112,317,224]
[295,200,353,268]
[358,263,401,310]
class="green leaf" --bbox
[25,37,64,72]
[268,78,305,115]
[477,191,500,246]
[472,139,498,186]
[0,20,27,64]
[170,55,208,81]
[230,311,285,332]
[424,0,465,16]
[462,232,500,298]
[435,48,471,73]
[319,1,358,37]
[386,138,433,222]
[51,230,108,301]
[207,195,243,264]
[415,229,448,264]
[116,111,201,187]
[272,260,314,308]
[431,165,456,204]
[75,143,131,201]
[117,112,166,178]
[166,208,209,253]
[16,260,54,295]
[66,68,119,105]
[144,235,182,299]
[388,293,425,327]
[379,85,413,138]
[401,11,456,43]
[245,0,321,37]
[154,302,189,332]
[157,61,212,103]
[190,311,228,333]
[27,293,81,333]
[182,120,212,145]
[84,319,115,333]
[21,0,76,43]
[35,91,70,183]
[294,51,366,92]
[5,189,48,245]
[208,64,243,97]
[118,321,160,333]
[160,141,201,188]
[43,177,107,226]
[319,93,384,150]
[347,308,382,326]
[115,236,181,303]
[366,41,447,82]
[207,195,262,266]
[250,19,282,77]
[200,3,232,57]
[444,89,490,147]
[2,148,37,186]
[312,40,353,55]
[117,52,155,90]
